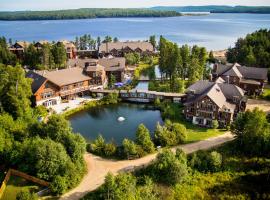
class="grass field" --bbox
[2,175,42,200]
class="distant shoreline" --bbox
[1,6,270,21]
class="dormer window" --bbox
[233,96,239,103]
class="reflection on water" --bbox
[69,103,163,144]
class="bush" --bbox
[101,93,119,104]
[16,189,38,200]
[212,120,219,129]
[189,151,222,172]
[122,138,138,159]
[136,124,155,154]
[152,149,188,185]
[50,175,67,194]
[155,121,186,147]
[104,142,117,157]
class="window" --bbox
[62,86,69,91]
[233,96,239,103]
[42,91,53,99]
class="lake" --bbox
[68,103,163,144]
[1,13,270,50]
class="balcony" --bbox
[60,86,90,96]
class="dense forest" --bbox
[226,29,270,69]
[0,8,181,21]
[151,6,270,14]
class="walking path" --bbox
[60,132,234,200]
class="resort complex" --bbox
[0,11,270,199]
[13,38,266,129]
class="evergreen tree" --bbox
[52,42,67,68]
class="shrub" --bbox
[153,149,188,185]
[104,142,117,157]
[189,151,222,172]
[16,189,38,200]
[136,124,155,153]
[50,175,67,194]
[122,138,138,159]
[212,120,219,129]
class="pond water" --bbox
[68,103,163,144]
[1,13,270,50]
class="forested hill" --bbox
[151,6,270,14]
[0,8,181,20]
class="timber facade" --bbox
[212,63,268,95]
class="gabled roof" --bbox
[215,77,225,83]
[99,41,154,53]
[26,71,47,94]
[37,67,91,87]
[223,65,243,78]
[214,63,268,81]
[35,40,49,46]
[13,41,30,49]
[99,57,125,72]
[185,80,245,110]
[237,66,268,80]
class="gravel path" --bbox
[60,132,234,200]
[246,99,270,113]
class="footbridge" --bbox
[90,89,187,103]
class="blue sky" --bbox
[1,0,270,11]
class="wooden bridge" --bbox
[90,89,187,103]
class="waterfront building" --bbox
[26,67,100,107]
[68,57,126,83]
[212,63,268,95]
[184,80,247,128]
[99,41,154,57]
[9,41,30,59]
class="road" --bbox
[60,132,234,200]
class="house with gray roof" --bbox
[67,57,126,83]
[212,63,268,95]
[184,80,247,128]
[99,41,154,57]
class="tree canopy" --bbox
[226,29,270,68]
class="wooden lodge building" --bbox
[26,67,101,107]
[9,40,78,59]
[99,41,154,57]
[9,41,30,59]
[67,57,126,83]
[184,80,247,128]
[212,63,268,95]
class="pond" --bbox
[68,103,163,144]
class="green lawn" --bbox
[160,102,225,143]
[2,175,42,200]
[260,88,270,101]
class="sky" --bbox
[1,0,270,11]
